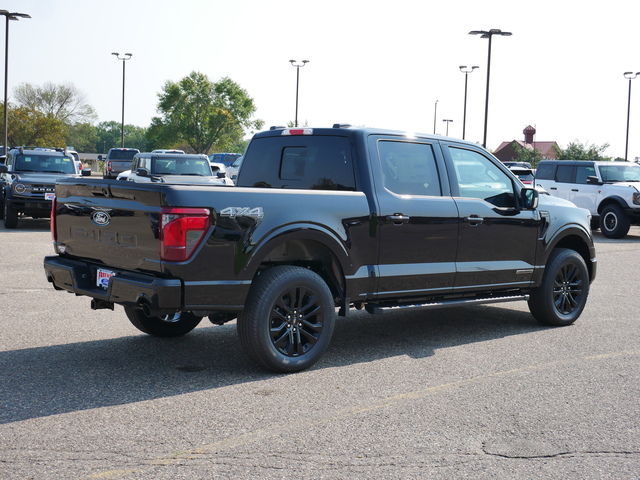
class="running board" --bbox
[369,295,529,315]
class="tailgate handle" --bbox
[89,186,110,197]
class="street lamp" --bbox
[1,10,30,156]
[459,65,479,140]
[469,29,512,148]
[289,59,309,127]
[624,71,640,161]
[443,119,453,136]
[433,100,438,134]
[112,52,132,147]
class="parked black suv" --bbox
[0,146,90,228]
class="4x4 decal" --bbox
[220,207,264,219]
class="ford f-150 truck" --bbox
[44,125,597,372]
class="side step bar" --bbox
[368,294,529,315]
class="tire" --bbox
[3,199,18,229]
[124,306,202,337]
[237,266,335,373]
[599,204,630,239]
[528,248,590,326]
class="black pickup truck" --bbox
[44,125,597,372]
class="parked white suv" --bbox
[535,160,640,238]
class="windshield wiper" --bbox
[41,170,69,174]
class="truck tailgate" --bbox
[53,179,166,272]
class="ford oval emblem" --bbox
[92,211,111,226]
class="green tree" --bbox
[556,141,612,161]
[95,121,148,153]
[66,122,99,152]
[6,106,67,147]
[13,82,97,124]
[511,143,544,168]
[151,71,263,153]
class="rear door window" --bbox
[534,163,555,180]
[377,140,441,196]
[556,165,575,183]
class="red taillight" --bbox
[107,161,112,172]
[159,207,211,262]
[50,196,57,241]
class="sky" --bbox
[3,0,639,159]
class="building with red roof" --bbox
[493,125,559,161]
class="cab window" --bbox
[377,140,441,196]
[448,147,515,208]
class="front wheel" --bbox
[3,199,18,229]
[599,204,630,239]
[237,266,336,373]
[528,248,589,326]
[124,306,202,337]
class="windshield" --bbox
[14,154,76,173]
[599,164,640,182]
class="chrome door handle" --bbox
[463,215,484,225]
[387,214,410,225]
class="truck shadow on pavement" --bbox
[0,305,544,424]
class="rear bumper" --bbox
[43,256,182,313]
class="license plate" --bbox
[96,268,115,289]
[45,193,55,201]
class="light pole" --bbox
[469,29,512,148]
[112,52,132,147]
[459,65,479,140]
[624,71,639,161]
[433,100,438,134]
[289,59,309,127]
[443,119,453,136]
[1,10,30,156]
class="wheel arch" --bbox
[544,229,595,283]
[242,225,351,307]
[597,195,629,215]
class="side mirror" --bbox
[586,175,601,185]
[520,187,539,210]
[136,168,149,177]
[0,163,7,174]
[217,171,227,179]
[81,169,92,177]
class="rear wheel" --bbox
[124,306,202,337]
[599,204,630,238]
[528,248,589,326]
[237,266,335,373]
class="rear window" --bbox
[108,149,138,160]
[237,136,356,191]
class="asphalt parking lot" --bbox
[0,219,638,479]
